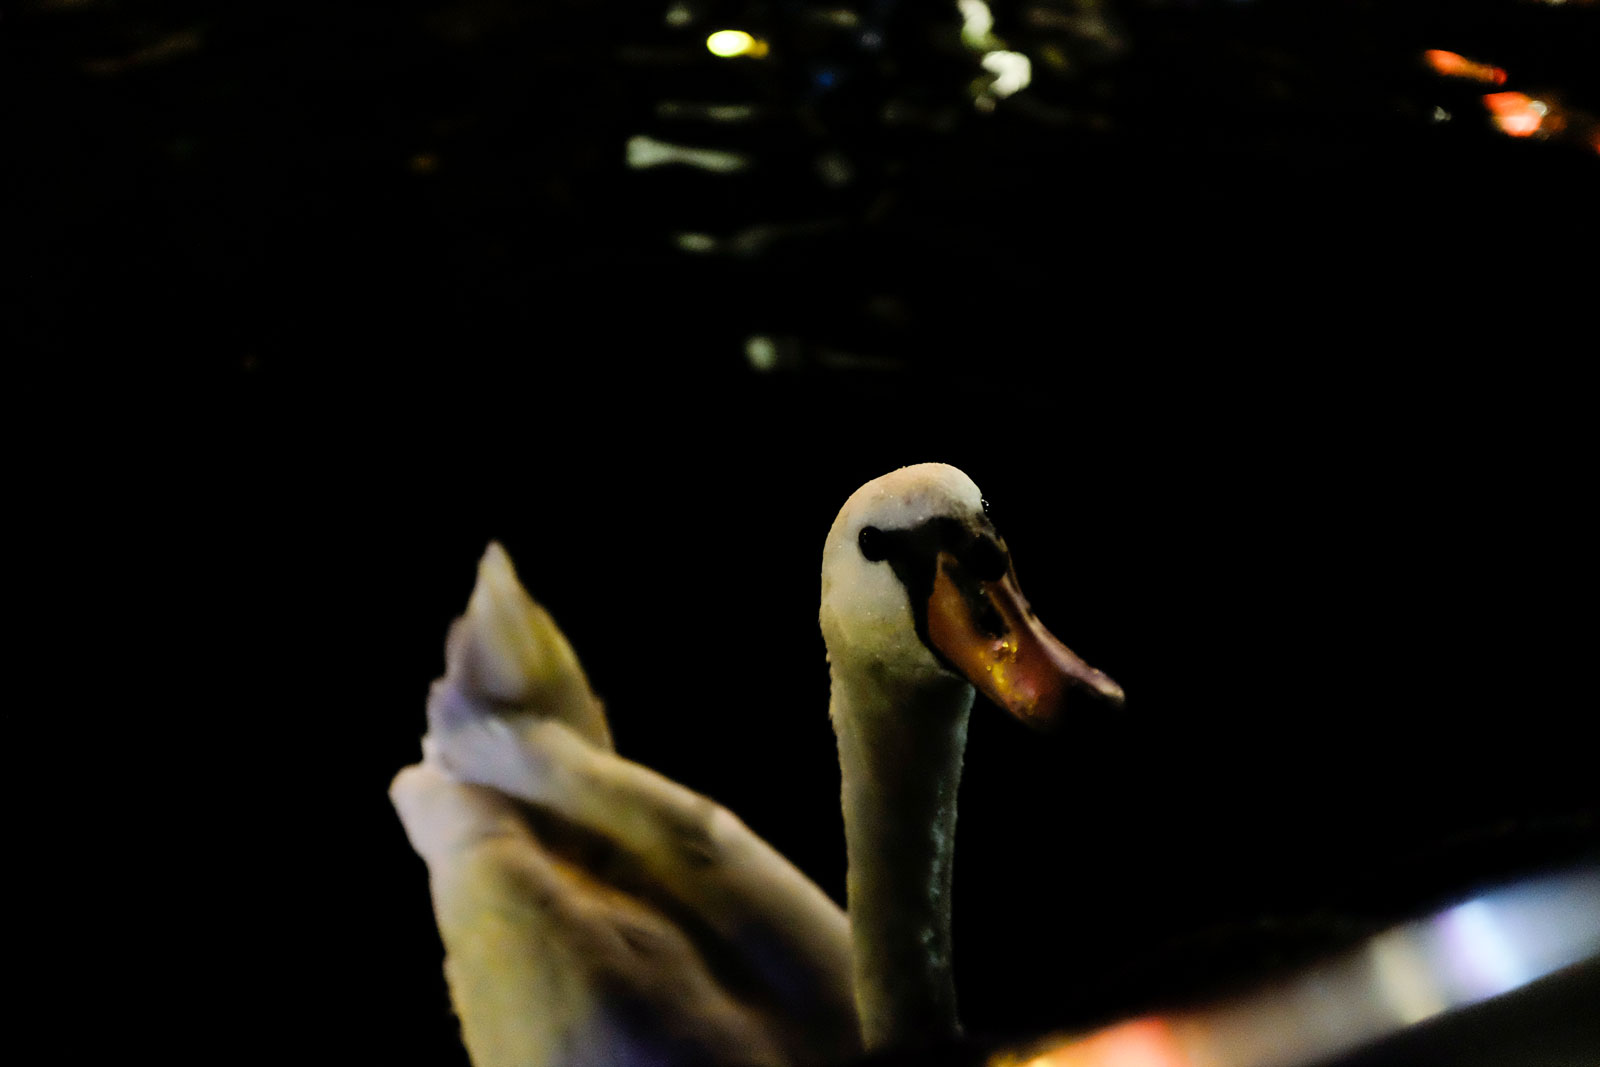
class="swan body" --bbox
[395,544,857,1067]
[392,464,1122,1065]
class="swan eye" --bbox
[962,536,1007,582]
[859,525,889,562]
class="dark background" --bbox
[11,0,1595,1063]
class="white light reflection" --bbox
[956,0,1032,107]
[1436,898,1529,1001]
[625,134,750,173]
[981,50,1032,97]
[745,336,779,372]
[994,868,1600,1067]
[958,0,995,46]
[814,151,853,188]
[655,100,758,123]
[672,232,718,253]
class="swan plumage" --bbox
[820,464,1122,1048]
[392,463,1121,1065]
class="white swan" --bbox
[392,462,1122,1065]
[393,546,859,1067]
[820,463,1123,1049]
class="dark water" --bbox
[13,1,1594,1063]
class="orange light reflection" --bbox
[1423,49,1507,86]
[1006,1018,1193,1067]
[1482,91,1546,137]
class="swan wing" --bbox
[393,544,859,1066]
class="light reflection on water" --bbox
[1003,868,1600,1067]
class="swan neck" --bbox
[831,665,974,1050]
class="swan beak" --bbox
[926,552,1124,728]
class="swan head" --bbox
[820,463,1123,728]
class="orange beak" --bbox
[925,550,1123,728]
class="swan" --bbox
[820,463,1123,1048]
[393,546,860,1067]
[392,462,1123,1065]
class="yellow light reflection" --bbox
[1367,925,1449,1025]
[706,30,769,58]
